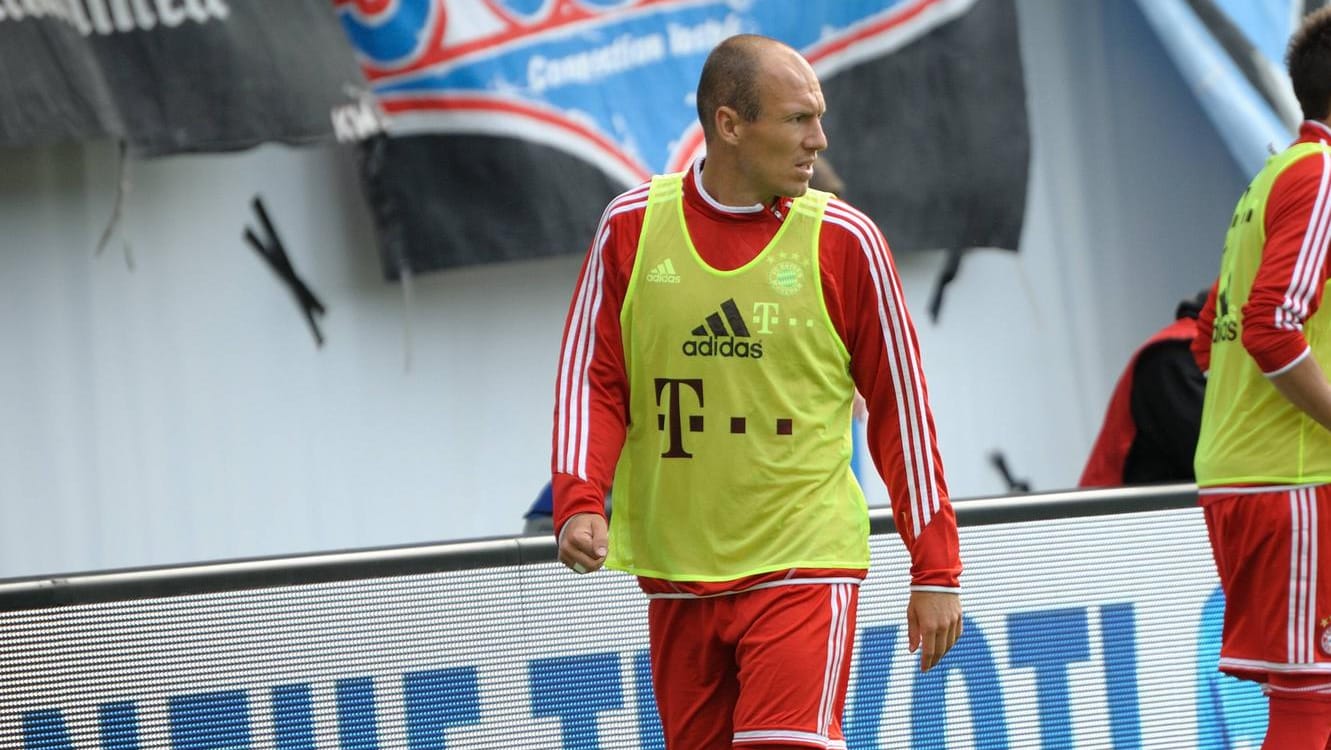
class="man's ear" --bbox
[715,105,743,145]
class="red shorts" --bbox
[1203,485,1331,687]
[647,582,859,750]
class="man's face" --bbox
[735,52,828,202]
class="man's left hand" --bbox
[907,590,962,672]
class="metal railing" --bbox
[0,483,1197,612]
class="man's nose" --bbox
[807,118,828,152]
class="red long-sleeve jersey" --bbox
[552,161,961,592]
[1195,120,1331,375]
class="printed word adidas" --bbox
[683,337,763,358]
[646,258,681,283]
[682,298,764,359]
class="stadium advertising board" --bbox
[1,508,1264,748]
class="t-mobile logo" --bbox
[654,377,703,458]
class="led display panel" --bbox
[0,505,1266,748]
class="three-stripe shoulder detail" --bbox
[1276,149,1331,332]
[822,202,942,538]
[555,183,650,479]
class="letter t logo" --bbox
[655,378,704,458]
[752,302,780,334]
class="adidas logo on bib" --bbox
[682,299,763,359]
[646,258,681,284]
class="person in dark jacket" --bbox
[1080,290,1207,487]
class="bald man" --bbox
[552,35,963,749]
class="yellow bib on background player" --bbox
[1196,142,1331,486]
[607,173,869,581]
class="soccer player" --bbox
[1193,10,1331,748]
[551,34,962,749]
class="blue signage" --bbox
[18,592,1269,749]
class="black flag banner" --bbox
[0,1,365,156]
[819,0,1028,258]
[335,0,1029,280]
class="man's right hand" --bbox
[557,512,609,574]
[907,590,963,672]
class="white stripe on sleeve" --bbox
[1277,149,1331,331]
[824,203,939,537]
[555,185,649,478]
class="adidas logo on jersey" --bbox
[682,298,764,358]
[646,258,681,284]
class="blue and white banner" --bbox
[0,507,1265,749]
[334,0,1029,278]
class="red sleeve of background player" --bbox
[550,184,649,537]
[820,199,961,591]
[1242,151,1331,374]
[1192,279,1218,373]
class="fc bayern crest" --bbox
[1321,622,1331,657]
[769,261,804,296]
[767,250,808,297]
